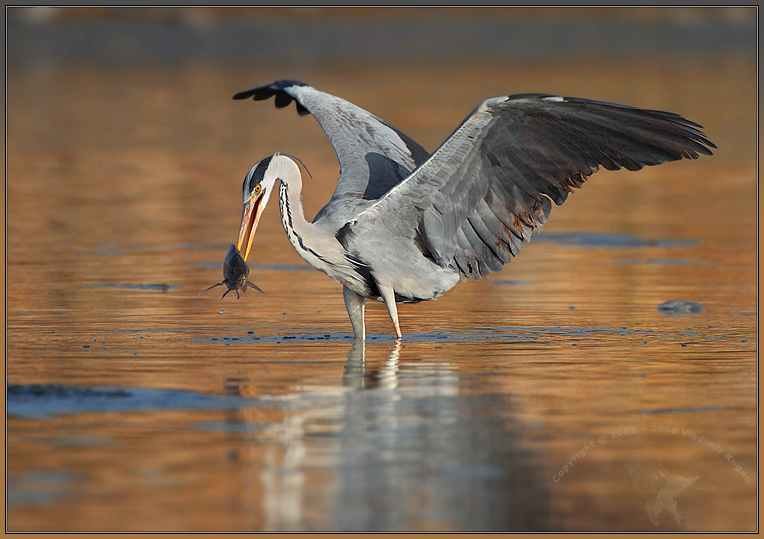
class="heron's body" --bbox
[264,154,459,338]
[233,80,715,340]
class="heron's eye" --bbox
[254,185,262,194]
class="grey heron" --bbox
[233,80,715,341]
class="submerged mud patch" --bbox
[656,300,706,315]
[6,383,257,419]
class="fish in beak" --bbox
[200,244,265,299]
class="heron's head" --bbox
[237,155,278,261]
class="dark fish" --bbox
[201,245,265,299]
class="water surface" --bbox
[6,11,757,532]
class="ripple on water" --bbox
[85,283,180,291]
[533,231,698,248]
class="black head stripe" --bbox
[243,155,274,200]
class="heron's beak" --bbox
[237,190,266,262]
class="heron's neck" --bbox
[278,177,308,234]
[277,168,323,264]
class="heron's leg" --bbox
[377,283,402,340]
[343,286,367,341]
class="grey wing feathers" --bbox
[234,80,430,203]
[361,93,715,280]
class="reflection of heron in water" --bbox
[625,435,714,526]
[225,341,548,530]
[343,340,400,391]
[232,80,715,341]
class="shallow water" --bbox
[6,11,758,532]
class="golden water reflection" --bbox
[6,53,757,531]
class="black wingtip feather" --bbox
[232,88,258,100]
[233,80,312,115]
[274,93,293,108]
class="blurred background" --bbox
[6,7,758,532]
[7,6,757,262]
[7,7,756,66]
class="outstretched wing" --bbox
[356,93,715,280]
[233,80,430,203]
[625,435,673,499]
